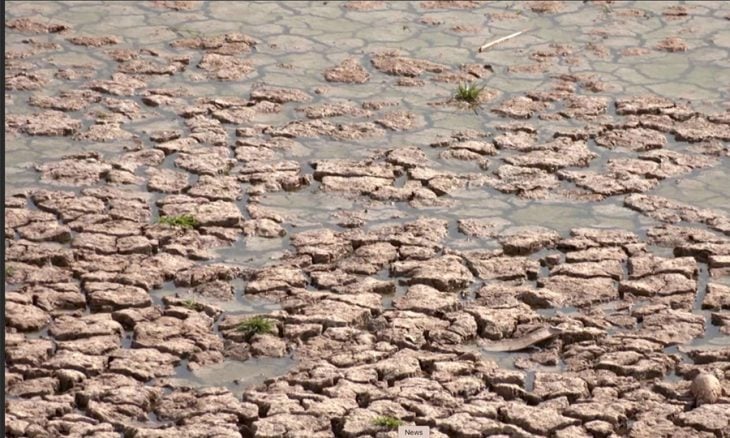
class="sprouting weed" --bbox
[158,214,198,229]
[236,316,275,337]
[373,416,404,430]
[455,82,486,104]
[181,299,203,311]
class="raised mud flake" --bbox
[538,275,618,306]
[608,150,717,181]
[595,127,667,151]
[286,299,372,328]
[703,283,730,310]
[435,413,531,438]
[107,348,180,382]
[532,372,589,402]
[5,70,50,91]
[84,282,152,312]
[562,401,630,429]
[174,148,235,176]
[297,101,369,119]
[117,58,185,76]
[550,259,624,280]
[16,220,72,243]
[74,121,134,142]
[133,313,222,358]
[6,377,60,398]
[253,413,332,437]
[173,263,242,288]
[560,95,609,119]
[313,158,398,180]
[250,84,311,104]
[5,298,50,331]
[77,378,161,429]
[499,403,580,435]
[375,110,422,131]
[493,130,538,151]
[43,350,109,377]
[528,1,565,13]
[5,336,54,367]
[468,303,539,340]
[49,313,124,342]
[31,190,104,221]
[563,228,639,251]
[673,116,730,142]
[28,90,101,112]
[391,255,473,292]
[5,398,76,435]
[196,53,253,80]
[170,32,257,55]
[502,138,597,171]
[6,17,70,33]
[187,174,242,201]
[385,146,430,169]
[87,73,146,96]
[465,252,540,280]
[624,194,729,232]
[636,308,705,345]
[245,266,308,294]
[67,35,120,47]
[491,96,550,119]
[673,403,730,433]
[615,95,675,115]
[627,255,697,279]
[492,164,560,197]
[619,273,696,298]
[498,226,561,255]
[392,284,460,315]
[457,217,510,239]
[324,57,370,84]
[268,118,387,140]
[7,110,82,136]
[5,261,74,285]
[238,160,309,193]
[420,0,480,8]
[370,51,449,77]
[558,169,658,196]
[242,218,286,238]
[6,240,74,267]
[655,37,688,52]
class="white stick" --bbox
[478,29,527,53]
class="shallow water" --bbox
[168,357,296,397]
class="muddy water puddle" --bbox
[165,357,296,398]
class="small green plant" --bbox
[236,316,275,337]
[5,266,14,277]
[373,416,404,430]
[181,298,203,311]
[158,214,198,229]
[455,82,486,104]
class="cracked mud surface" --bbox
[4,1,730,437]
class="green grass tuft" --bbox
[158,214,198,229]
[5,266,14,277]
[455,82,486,104]
[181,298,203,311]
[236,316,275,337]
[373,416,404,430]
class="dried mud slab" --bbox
[324,58,370,84]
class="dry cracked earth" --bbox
[4,1,730,437]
